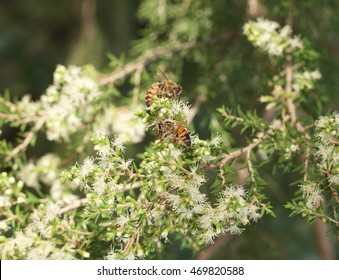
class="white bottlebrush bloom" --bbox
[99,156,117,172]
[0,221,9,232]
[222,185,245,200]
[118,159,133,171]
[187,185,206,204]
[19,162,40,188]
[329,174,339,186]
[80,157,95,177]
[116,215,130,227]
[257,32,272,45]
[92,176,107,196]
[315,115,330,129]
[49,251,75,260]
[189,173,206,188]
[227,225,243,235]
[160,230,169,242]
[251,18,279,33]
[0,230,33,258]
[163,170,186,190]
[41,65,103,142]
[238,207,250,225]
[94,143,115,158]
[247,204,260,222]
[306,189,323,209]
[111,136,126,152]
[289,35,303,50]
[201,154,216,164]
[44,201,60,222]
[95,128,109,140]
[267,42,284,56]
[26,242,54,260]
[30,210,53,238]
[125,252,136,260]
[191,203,205,214]
[189,166,206,187]
[0,196,11,208]
[210,134,223,147]
[37,154,61,169]
[171,100,191,121]
[305,70,322,80]
[198,207,214,229]
[301,183,324,209]
[279,25,292,37]
[166,193,181,210]
[176,206,193,219]
[201,228,217,244]
[290,144,299,152]
[170,148,182,159]
[105,248,122,260]
[50,179,70,201]
[16,95,41,119]
[243,18,303,57]
[111,109,146,144]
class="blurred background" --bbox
[0,0,338,259]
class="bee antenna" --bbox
[155,65,169,81]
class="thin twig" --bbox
[285,11,297,126]
[276,62,303,78]
[99,34,229,86]
[131,65,143,108]
[203,121,280,171]
[246,148,257,197]
[303,144,311,182]
[285,54,296,125]
[59,198,89,215]
[0,96,16,111]
[222,112,245,123]
[5,114,47,162]
[0,112,19,121]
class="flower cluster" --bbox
[18,154,76,201]
[59,87,260,259]
[301,182,324,209]
[260,69,321,111]
[0,172,25,218]
[1,207,76,259]
[17,65,103,142]
[314,112,339,187]
[94,106,146,144]
[243,18,303,57]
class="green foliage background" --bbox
[0,0,338,259]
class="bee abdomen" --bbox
[176,126,191,147]
[145,83,160,107]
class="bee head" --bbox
[175,84,183,96]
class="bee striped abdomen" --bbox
[145,82,160,107]
[176,125,191,147]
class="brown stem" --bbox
[0,96,16,111]
[5,114,47,162]
[285,53,296,125]
[313,219,334,259]
[203,121,280,171]
[59,198,89,215]
[99,34,230,86]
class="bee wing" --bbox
[155,66,169,82]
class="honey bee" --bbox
[145,68,182,107]
[157,121,191,147]
[175,125,191,147]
